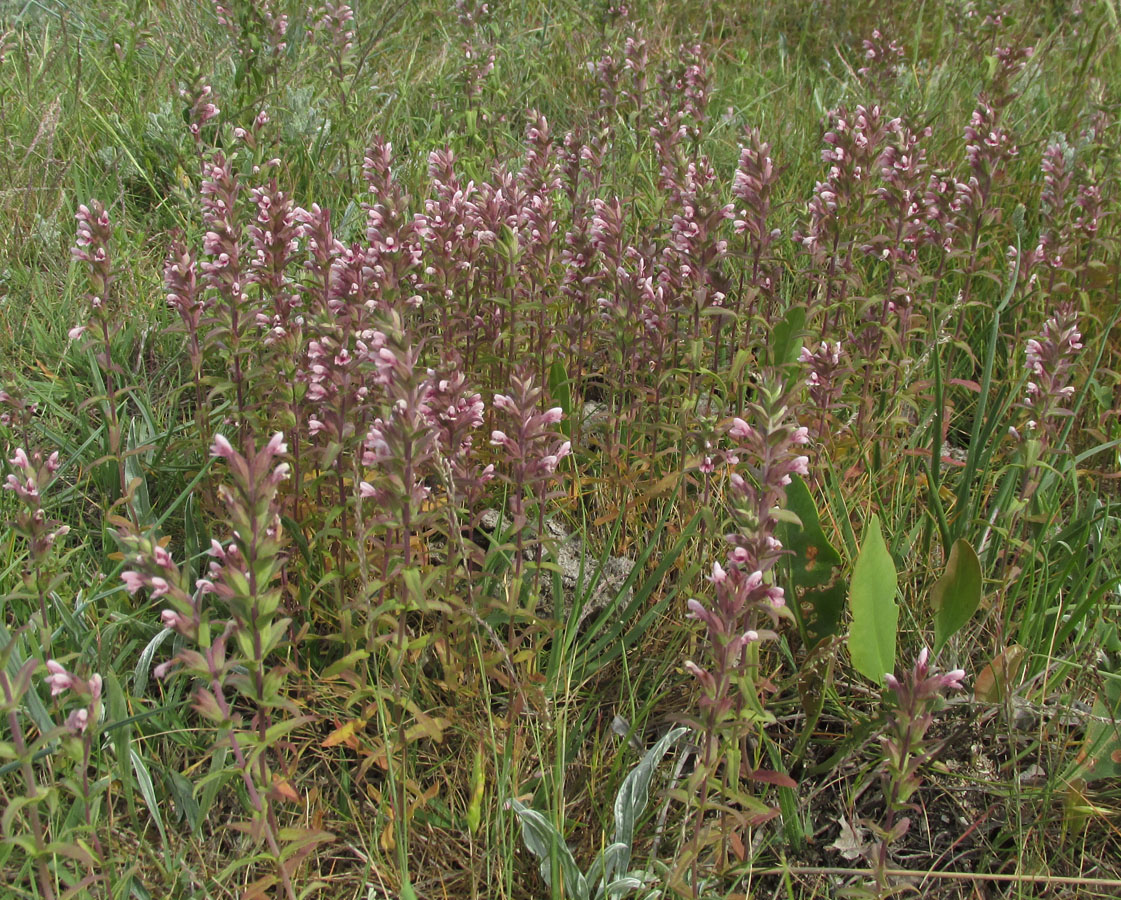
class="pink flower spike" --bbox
[88,674,102,700]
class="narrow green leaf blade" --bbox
[130,749,167,847]
[847,515,898,684]
[507,797,589,900]
[611,726,688,881]
[932,539,982,654]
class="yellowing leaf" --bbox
[932,539,983,654]
[270,777,300,804]
[404,714,449,744]
[974,644,1026,703]
[321,718,366,748]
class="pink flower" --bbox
[684,660,716,693]
[210,433,235,459]
[66,708,90,734]
[729,417,753,440]
[121,570,146,594]
[265,432,287,456]
[939,669,967,691]
[45,660,75,696]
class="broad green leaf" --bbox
[932,539,983,654]
[802,581,848,645]
[549,357,573,439]
[847,515,898,684]
[778,475,842,589]
[770,305,806,367]
[1069,673,1121,782]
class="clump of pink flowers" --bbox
[685,378,809,773]
[870,648,966,880]
[1017,302,1082,450]
[44,660,103,735]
